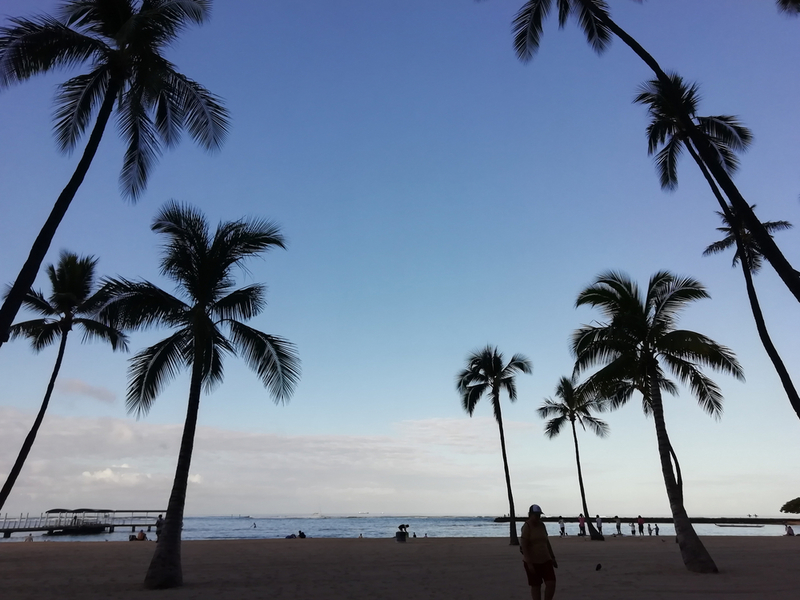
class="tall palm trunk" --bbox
[570,419,602,540]
[0,81,120,348]
[494,397,519,545]
[577,0,800,303]
[144,343,204,589]
[685,144,800,419]
[647,366,717,573]
[0,330,69,511]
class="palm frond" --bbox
[212,285,266,322]
[74,317,128,351]
[53,66,112,152]
[17,288,57,316]
[512,0,552,62]
[126,329,190,417]
[542,414,568,439]
[777,0,800,15]
[117,86,162,200]
[582,415,610,438]
[0,15,107,87]
[7,319,61,351]
[227,321,301,404]
[167,68,229,151]
[100,278,188,330]
[571,0,611,54]
[654,137,682,190]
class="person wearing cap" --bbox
[520,504,557,600]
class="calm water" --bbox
[1,514,789,542]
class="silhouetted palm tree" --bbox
[457,345,532,545]
[0,0,229,348]
[101,202,300,588]
[1,251,126,511]
[509,0,800,301]
[538,375,608,540]
[703,208,799,419]
[573,271,744,573]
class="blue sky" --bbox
[1,1,799,518]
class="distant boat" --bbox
[715,523,764,528]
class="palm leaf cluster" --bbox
[0,0,228,199]
[102,202,300,417]
[1,251,127,512]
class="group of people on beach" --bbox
[557,513,658,537]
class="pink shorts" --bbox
[523,560,556,586]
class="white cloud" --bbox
[55,378,116,404]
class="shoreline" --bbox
[2,536,798,599]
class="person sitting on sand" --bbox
[24,533,33,542]
[785,524,795,536]
[136,530,147,541]
[298,530,306,538]
[521,504,558,600]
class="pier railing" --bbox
[1,509,166,537]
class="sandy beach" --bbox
[1,535,798,599]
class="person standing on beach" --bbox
[615,516,622,536]
[578,513,586,537]
[654,524,660,536]
[155,514,164,541]
[595,515,602,535]
[558,517,565,537]
[637,515,644,536]
[520,505,557,600]
[630,521,636,536]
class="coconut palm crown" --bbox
[634,73,752,191]
[100,202,300,588]
[573,270,743,573]
[1,251,127,512]
[0,0,229,350]
[457,345,532,546]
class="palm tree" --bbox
[538,375,608,541]
[456,345,532,545]
[100,202,300,589]
[1,251,127,511]
[509,0,800,301]
[0,0,229,349]
[635,75,800,421]
[703,208,800,419]
[573,271,744,573]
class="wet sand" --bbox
[1,535,797,599]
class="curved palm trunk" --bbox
[144,348,204,589]
[494,400,519,545]
[0,81,120,348]
[570,420,602,540]
[578,0,800,302]
[0,331,69,511]
[685,144,800,420]
[647,366,717,573]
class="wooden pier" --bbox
[1,508,165,538]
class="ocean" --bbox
[0,514,789,542]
